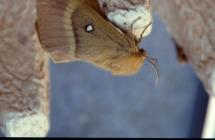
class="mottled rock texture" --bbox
[0,0,49,137]
[98,0,152,39]
[154,0,215,96]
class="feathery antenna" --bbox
[146,56,159,87]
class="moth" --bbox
[36,0,159,85]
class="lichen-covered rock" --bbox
[98,0,152,39]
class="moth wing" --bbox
[36,0,85,62]
[71,2,140,73]
[36,0,143,75]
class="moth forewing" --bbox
[36,0,86,62]
[36,0,155,77]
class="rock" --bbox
[0,0,49,137]
[154,0,215,96]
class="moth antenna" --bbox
[139,21,152,43]
[130,16,142,33]
[145,56,159,87]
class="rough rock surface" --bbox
[98,0,152,39]
[0,0,49,137]
[154,0,215,96]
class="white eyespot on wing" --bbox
[85,24,94,32]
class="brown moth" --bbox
[36,0,159,84]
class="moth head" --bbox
[112,48,159,86]
[139,48,147,58]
